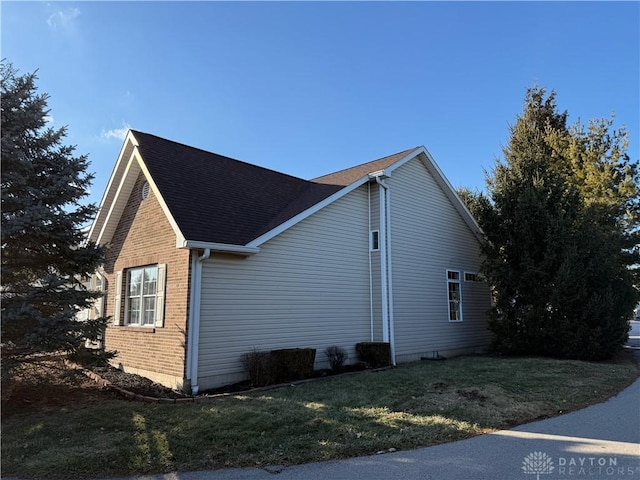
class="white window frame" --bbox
[370,230,380,251]
[116,264,166,328]
[125,265,157,326]
[464,272,484,282]
[446,269,463,322]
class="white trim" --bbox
[89,131,187,248]
[378,179,389,345]
[367,182,374,342]
[419,149,483,242]
[124,264,162,327]
[113,270,123,325]
[385,182,396,365]
[179,240,260,256]
[446,269,463,322]
[383,146,483,242]
[154,264,167,327]
[95,153,138,245]
[88,132,138,243]
[134,149,186,245]
[245,146,482,249]
[186,248,210,395]
[375,175,396,365]
[464,271,484,282]
[370,230,380,252]
[141,181,150,200]
[246,178,367,248]
[185,254,198,385]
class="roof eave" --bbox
[179,240,260,256]
[410,146,485,242]
[246,179,366,248]
[88,130,188,248]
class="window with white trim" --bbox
[114,264,166,327]
[464,272,485,282]
[370,230,380,251]
[447,270,462,321]
[126,266,157,325]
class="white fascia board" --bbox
[87,131,138,243]
[179,240,260,256]
[376,147,423,176]
[413,146,484,242]
[134,149,187,246]
[246,176,369,248]
[95,153,139,245]
[368,169,389,179]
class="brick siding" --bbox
[102,172,191,386]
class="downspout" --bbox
[384,182,396,366]
[368,182,374,341]
[186,247,210,395]
[374,176,396,366]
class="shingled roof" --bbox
[312,148,417,186]
[91,130,420,248]
[132,131,345,245]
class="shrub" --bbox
[355,342,391,368]
[271,348,316,383]
[241,349,274,387]
[324,346,348,372]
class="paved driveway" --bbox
[104,353,640,480]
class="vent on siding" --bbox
[141,181,150,200]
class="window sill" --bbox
[113,326,156,333]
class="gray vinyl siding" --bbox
[369,183,383,342]
[197,186,371,389]
[388,157,491,360]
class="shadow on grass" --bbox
[2,354,637,479]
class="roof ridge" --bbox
[311,147,418,182]
[131,129,314,185]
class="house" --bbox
[87,130,492,393]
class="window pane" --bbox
[143,266,157,295]
[143,297,155,325]
[447,271,459,280]
[449,302,460,321]
[448,279,461,321]
[128,269,142,296]
[128,297,140,325]
[371,231,379,250]
[448,282,460,300]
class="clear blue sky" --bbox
[3,1,639,208]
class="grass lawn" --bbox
[2,353,638,479]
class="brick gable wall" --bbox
[102,172,191,389]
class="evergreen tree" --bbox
[477,87,639,360]
[1,62,111,377]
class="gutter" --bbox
[186,248,210,395]
[371,173,397,366]
[179,240,260,256]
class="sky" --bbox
[2,1,639,209]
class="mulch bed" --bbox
[84,363,375,401]
[90,365,189,399]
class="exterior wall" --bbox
[102,172,191,390]
[197,186,371,389]
[387,157,492,362]
[369,183,383,342]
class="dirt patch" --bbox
[91,365,188,399]
[1,361,118,417]
[456,388,489,402]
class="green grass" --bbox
[2,354,637,479]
